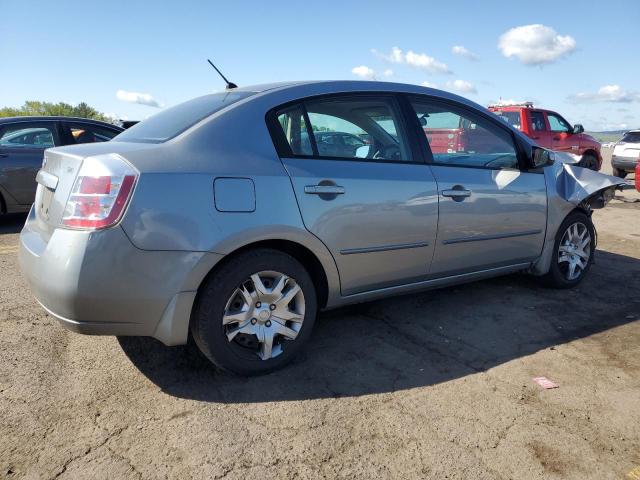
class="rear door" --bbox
[270,94,439,295]
[407,96,547,276]
[0,121,60,205]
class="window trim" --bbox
[403,94,530,172]
[266,92,424,165]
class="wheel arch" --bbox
[194,238,334,311]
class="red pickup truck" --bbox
[488,103,602,171]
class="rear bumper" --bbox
[612,155,639,172]
[19,209,223,345]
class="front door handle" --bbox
[442,186,472,200]
[304,185,345,195]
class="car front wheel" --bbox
[191,248,318,375]
[542,211,595,288]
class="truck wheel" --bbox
[542,211,595,289]
[578,153,597,170]
[191,248,318,376]
[612,167,627,179]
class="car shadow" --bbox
[118,249,640,403]
[0,213,27,235]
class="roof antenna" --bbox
[207,59,237,89]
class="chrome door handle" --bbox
[441,188,471,198]
[304,185,345,195]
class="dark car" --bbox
[0,117,123,214]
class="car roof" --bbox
[0,116,123,129]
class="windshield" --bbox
[114,91,254,143]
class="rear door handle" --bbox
[304,185,345,195]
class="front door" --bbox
[408,97,547,276]
[272,95,439,295]
[0,121,59,205]
[547,111,579,153]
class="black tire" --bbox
[191,248,318,376]
[612,167,627,179]
[578,153,598,171]
[542,211,596,289]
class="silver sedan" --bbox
[19,81,624,375]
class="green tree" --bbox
[0,101,113,123]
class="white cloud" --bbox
[116,89,163,108]
[383,69,394,77]
[569,85,640,103]
[444,79,477,94]
[371,47,451,74]
[351,65,376,80]
[421,81,438,88]
[498,24,576,65]
[452,45,478,61]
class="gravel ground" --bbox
[1,155,639,479]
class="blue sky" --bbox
[2,0,638,131]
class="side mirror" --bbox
[572,124,584,134]
[532,147,554,168]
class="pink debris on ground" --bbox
[533,377,559,389]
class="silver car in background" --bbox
[19,81,624,375]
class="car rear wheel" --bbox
[191,248,318,376]
[612,167,627,179]
[578,153,598,171]
[542,211,595,289]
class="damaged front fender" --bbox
[530,160,626,276]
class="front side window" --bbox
[547,113,571,132]
[0,123,56,148]
[274,96,413,162]
[68,123,120,144]
[529,111,547,131]
[410,98,519,169]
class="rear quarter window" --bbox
[114,91,253,143]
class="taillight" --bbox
[62,154,138,230]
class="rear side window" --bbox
[0,123,57,148]
[494,111,522,130]
[68,123,120,144]
[114,91,253,143]
[410,98,519,169]
[273,96,413,162]
[529,111,546,131]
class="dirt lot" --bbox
[1,155,639,479]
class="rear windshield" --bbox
[113,91,253,143]
[621,132,640,143]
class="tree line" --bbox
[0,101,113,123]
